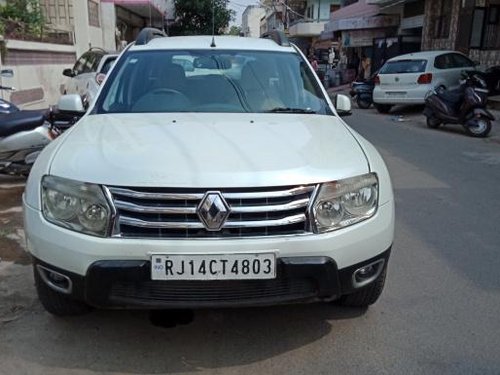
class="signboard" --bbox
[342,29,387,47]
[329,14,400,32]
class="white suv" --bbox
[62,48,118,107]
[24,29,394,316]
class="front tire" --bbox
[34,266,91,316]
[375,104,392,114]
[466,116,492,138]
[336,264,387,308]
[426,116,442,129]
[357,96,372,109]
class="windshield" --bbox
[379,59,427,74]
[95,50,332,115]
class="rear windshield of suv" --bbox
[94,50,332,115]
[379,59,427,74]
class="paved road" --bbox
[1,108,500,374]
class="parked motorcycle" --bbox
[0,70,61,176]
[423,71,494,138]
[349,73,376,109]
[473,66,500,96]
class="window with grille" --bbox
[88,0,100,28]
[432,0,452,39]
[470,5,500,49]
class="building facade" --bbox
[421,0,500,67]
[242,5,265,37]
[0,0,173,109]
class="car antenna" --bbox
[210,0,216,47]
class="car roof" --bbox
[130,35,296,53]
[388,50,463,62]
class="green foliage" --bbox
[0,0,45,38]
[227,25,241,36]
[170,0,234,36]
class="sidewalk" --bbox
[487,95,500,110]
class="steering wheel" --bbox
[150,88,189,101]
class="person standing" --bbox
[310,56,319,72]
[328,48,336,68]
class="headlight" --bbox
[312,173,378,233]
[41,175,111,237]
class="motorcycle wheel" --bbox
[357,97,372,109]
[426,116,442,129]
[466,116,492,138]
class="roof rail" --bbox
[135,27,167,46]
[261,30,290,47]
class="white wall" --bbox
[242,6,266,37]
[101,3,117,51]
[0,40,76,109]
[72,0,117,55]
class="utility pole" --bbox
[284,0,288,31]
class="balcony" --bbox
[288,20,328,37]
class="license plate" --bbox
[386,91,406,97]
[151,253,277,280]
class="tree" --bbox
[170,0,234,36]
[227,25,241,36]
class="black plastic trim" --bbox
[32,247,391,309]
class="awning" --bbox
[331,0,379,22]
[326,13,399,32]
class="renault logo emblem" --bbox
[197,192,230,231]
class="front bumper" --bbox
[33,248,391,309]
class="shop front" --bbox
[325,10,400,82]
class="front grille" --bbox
[107,185,316,238]
[109,277,317,306]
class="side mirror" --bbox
[0,69,14,78]
[474,60,481,67]
[63,68,76,77]
[58,94,85,113]
[96,73,106,85]
[335,94,352,117]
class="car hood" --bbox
[50,113,369,187]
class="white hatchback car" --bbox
[373,50,477,113]
[24,29,394,316]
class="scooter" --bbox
[423,71,494,138]
[349,73,376,109]
[0,95,19,114]
[0,70,60,176]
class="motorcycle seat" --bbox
[0,110,47,138]
[436,89,463,105]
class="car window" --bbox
[96,50,332,115]
[451,53,475,68]
[73,54,89,75]
[434,54,455,69]
[379,59,427,74]
[100,56,118,74]
[80,52,96,74]
[93,53,104,71]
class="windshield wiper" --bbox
[265,107,316,114]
